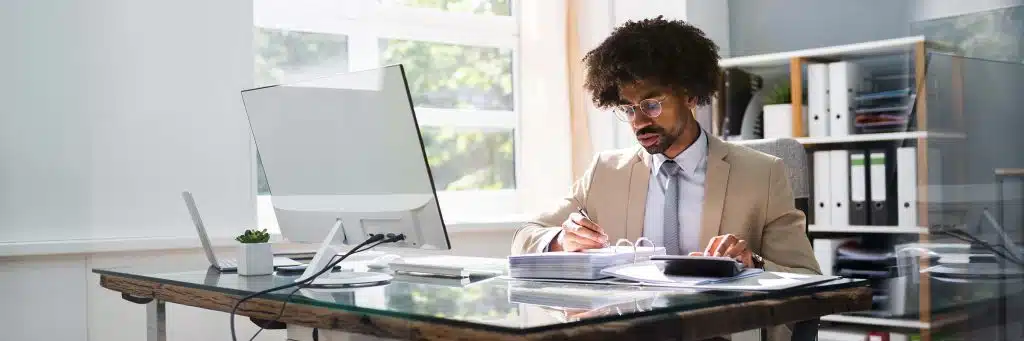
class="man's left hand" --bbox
[687,234,754,268]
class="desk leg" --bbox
[147,300,167,341]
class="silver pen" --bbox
[576,207,608,246]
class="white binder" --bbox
[807,63,830,137]
[813,151,832,225]
[829,150,850,226]
[827,62,860,136]
[897,147,917,227]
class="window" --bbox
[253,0,521,218]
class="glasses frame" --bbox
[611,98,666,122]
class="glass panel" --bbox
[253,27,349,88]
[380,39,514,111]
[93,265,867,333]
[379,0,512,16]
[421,127,515,190]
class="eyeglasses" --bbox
[611,98,665,122]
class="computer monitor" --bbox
[240,65,451,285]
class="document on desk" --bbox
[598,262,839,291]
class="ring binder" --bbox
[608,237,659,264]
[509,238,667,280]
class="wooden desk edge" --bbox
[99,274,871,341]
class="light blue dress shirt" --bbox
[643,130,708,254]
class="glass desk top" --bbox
[94,263,867,334]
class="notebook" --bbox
[508,238,666,280]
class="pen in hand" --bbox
[576,207,609,247]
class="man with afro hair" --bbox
[512,17,820,337]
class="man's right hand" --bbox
[548,212,609,252]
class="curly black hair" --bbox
[582,16,721,108]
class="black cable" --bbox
[230,234,385,341]
[245,254,347,341]
[352,236,399,254]
[247,287,302,341]
[233,233,407,341]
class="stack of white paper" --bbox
[508,247,664,280]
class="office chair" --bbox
[731,137,817,341]
[732,137,811,216]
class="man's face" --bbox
[617,82,695,155]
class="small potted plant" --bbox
[235,229,273,276]
[761,81,807,138]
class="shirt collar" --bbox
[652,129,708,177]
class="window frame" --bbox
[253,0,525,222]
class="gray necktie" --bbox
[661,160,682,255]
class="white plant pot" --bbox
[763,104,807,138]
[238,243,273,276]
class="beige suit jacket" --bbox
[511,135,820,275]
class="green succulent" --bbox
[764,81,792,105]
[235,229,270,243]
[765,79,802,104]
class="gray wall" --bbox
[911,0,1024,20]
[728,0,912,57]
[727,0,1024,57]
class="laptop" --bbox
[182,191,302,271]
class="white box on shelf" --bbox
[763,104,807,138]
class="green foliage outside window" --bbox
[253,0,516,195]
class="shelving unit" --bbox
[821,314,935,330]
[715,36,965,341]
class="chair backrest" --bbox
[731,138,810,214]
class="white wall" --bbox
[1,0,266,340]
[0,0,255,244]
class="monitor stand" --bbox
[296,219,393,287]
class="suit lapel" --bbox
[624,148,650,241]
[699,136,731,249]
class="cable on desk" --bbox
[247,287,301,341]
[230,233,405,341]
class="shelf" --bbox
[793,131,965,145]
[719,36,926,68]
[808,225,928,234]
[821,314,930,329]
[822,313,967,330]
